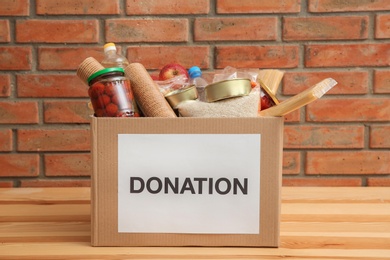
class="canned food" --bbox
[205,78,252,102]
[165,85,198,109]
[87,68,139,117]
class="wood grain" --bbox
[0,187,90,204]
[0,187,389,260]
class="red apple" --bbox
[159,63,188,81]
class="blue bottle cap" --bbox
[188,66,202,78]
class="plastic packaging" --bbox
[101,43,129,69]
[212,66,258,85]
[177,87,260,118]
[258,79,280,110]
[87,68,138,117]
[257,70,284,110]
[154,74,189,96]
[188,66,208,101]
[258,69,284,95]
[258,78,337,117]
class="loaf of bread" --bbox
[77,57,105,85]
[125,63,176,117]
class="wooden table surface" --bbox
[0,187,389,259]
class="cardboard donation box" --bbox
[91,116,284,247]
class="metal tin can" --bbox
[205,78,252,102]
[165,85,199,109]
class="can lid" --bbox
[87,67,124,84]
[165,85,198,108]
[205,78,251,102]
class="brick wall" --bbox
[0,0,389,187]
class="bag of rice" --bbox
[177,89,259,118]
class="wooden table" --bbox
[0,187,389,259]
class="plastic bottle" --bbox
[188,66,208,101]
[101,43,129,69]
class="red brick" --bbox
[284,125,364,149]
[36,0,120,15]
[215,45,299,69]
[0,0,29,16]
[373,70,390,94]
[20,179,91,187]
[0,154,39,177]
[106,19,188,43]
[283,177,362,187]
[283,71,369,95]
[283,151,301,175]
[0,20,10,42]
[0,129,12,152]
[306,98,390,122]
[17,74,89,97]
[283,16,368,41]
[305,43,390,67]
[0,74,11,97]
[306,151,390,175]
[44,100,91,124]
[17,129,90,152]
[284,109,300,123]
[0,47,32,70]
[367,178,390,187]
[16,20,99,43]
[370,125,390,148]
[126,0,209,14]
[195,17,277,41]
[0,182,13,188]
[375,14,390,39]
[127,46,210,70]
[309,0,390,12]
[44,153,91,177]
[38,47,103,70]
[0,101,38,124]
[217,0,300,13]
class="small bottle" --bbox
[188,66,208,101]
[101,43,129,69]
[87,68,138,117]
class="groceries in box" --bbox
[77,43,337,247]
[77,45,337,119]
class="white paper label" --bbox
[118,134,260,234]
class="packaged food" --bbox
[258,78,337,117]
[87,68,138,117]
